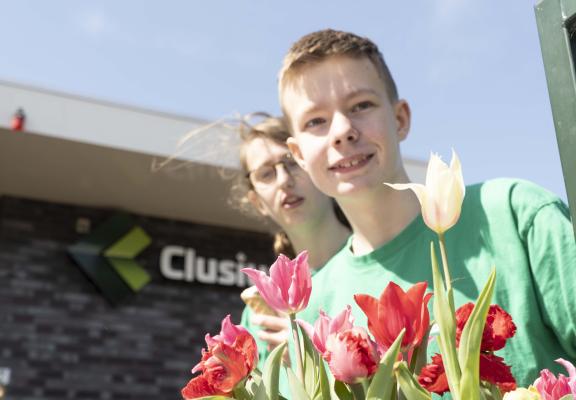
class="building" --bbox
[0,80,426,399]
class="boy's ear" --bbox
[287,137,306,170]
[394,99,411,141]
[247,190,269,217]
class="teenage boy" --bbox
[279,29,575,387]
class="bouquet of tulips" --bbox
[181,152,576,400]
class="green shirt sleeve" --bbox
[511,180,576,359]
[525,199,576,358]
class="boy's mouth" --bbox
[329,153,374,172]
[281,195,304,209]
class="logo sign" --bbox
[160,246,267,288]
[68,214,151,304]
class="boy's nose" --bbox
[330,113,359,146]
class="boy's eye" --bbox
[351,101,374,113]
[304,117,326,130]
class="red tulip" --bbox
[418,353,450,395]
[419,353,516,395]
[420,302,518,396]
[456,303,516,352]
[181,375,228,398]
[204,314,255,351]
[324,327,380,384]
[181,315,258,399]
[354,282,432,353]
[298,306,355,355]
[241,251,312,315]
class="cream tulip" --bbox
[385,150,465,234]
[502,387,542,400]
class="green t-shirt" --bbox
[298,178,575,388]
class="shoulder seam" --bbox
[523,200,568,239]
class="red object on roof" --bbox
[11,108,25,131]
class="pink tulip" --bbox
[204,314,249,348]
[385,150,465,234]
[324,327,380,384]
[533,358,576,400]
[557,358,576,394]
[241,251,312,315]
[298,306,355,355]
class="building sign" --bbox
[159,246,266,287]
[68,213,270,304]
[68,214,152,304]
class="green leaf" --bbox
[233,385,253,400]
[430,241,462,399]
[253,382,268,400]
[480,383,502,400]
[246,378,259,397]
[559,396,574,400]
[409,325,430,375]
[252,368,263,380]
[299,323,318,395]
[298,322,332,399]
[260,341,288,400]
[317,354,332,400]
[365,328,405,400]
[287,366,312,400]
[334,380,354,400]
[246,369,263,396]
[457,268,496,400]
[395,362,432,400]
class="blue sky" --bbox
[0,0,568,199]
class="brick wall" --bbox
[0,196,275,400]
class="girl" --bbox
[232,114,350,365]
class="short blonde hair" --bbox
[279,29,398,107]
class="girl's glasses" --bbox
[247,154,302,187]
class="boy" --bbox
[279,29,575,387]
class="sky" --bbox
[0,0,568,200]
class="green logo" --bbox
[68,214,152,304]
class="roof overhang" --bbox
[0,80,426,232]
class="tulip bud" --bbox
[503,387,542,400]
[385,150,465,234]
[241,251,312,315]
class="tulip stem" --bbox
[349,382,366,400]
[289,313,305,384]
[438,233,452,293]
[361,379,369,394]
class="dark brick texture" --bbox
[0,196,275,400]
